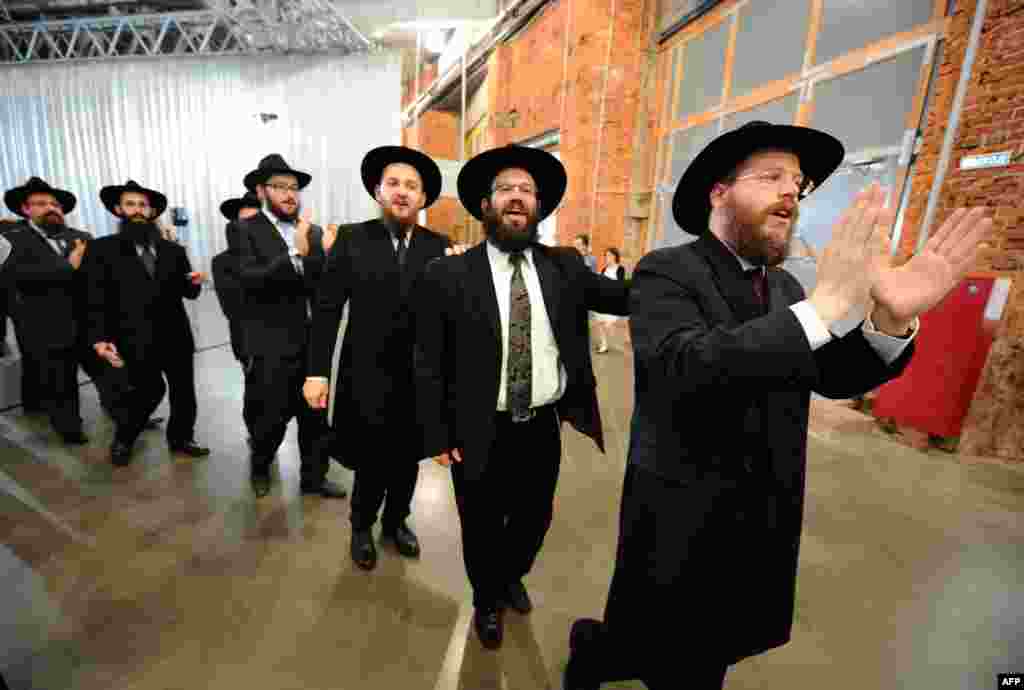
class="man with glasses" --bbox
[563,121,992,690]
[414,145,629,649]
[304,146,458,571]
[2,178,92,442]
[85,180,209,465]
[230,154,345,500]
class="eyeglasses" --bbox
[492,183,537,197]
[731,168,815,199]
[266,183,301,194]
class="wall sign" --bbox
[959,151,1012,170]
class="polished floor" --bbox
[1,321,1022,689]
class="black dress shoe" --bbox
[110,441,133,466]
[251,473,271,497]
[300,478,347,499]
[501,580,533,614]
[351,529,377,571]
[564,618,602,690]
[474,608,503,650]
[169,440,211,457]
[143,417,164,430]
[61,430,89,445]
[382,522,421,558]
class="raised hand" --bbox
[808,183,893,327]
[445,243,468,256]
[93,341,124,368]
[68,238,88,270]
[871,207,992,328]
[186,271,207,286]
[303,378,329,410]
[295,208,314,257]
[322,223,339,253]
[431,448,463,467]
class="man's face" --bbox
[259,174,301,222]
[712,150,803,267]
[23,193,65,227]
[116,191,153,223]
[376,163,426,226]
[481,167,540,253]
[237,206,260,221]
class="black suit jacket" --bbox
[311,219,451,449]
[415,242,630,480]
[4,223,93,352]
[211,249,245,361]
[82,232,200,365]
[624,232,914,663]
[227,213,324,359]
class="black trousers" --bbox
[15,329,43,411]
[103,360,166,447]
[351,458,419,532]
[37,345,83,435]
[451,405,561,611]
[243,351,327,484]
[157,350,199,445]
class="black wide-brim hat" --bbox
[100,180,168,218]
[244,153,312,192]
[220,191,262,221]
[4,177,77,217]
[457,145,566,221]
[673,120,845,235]
[361,146,442,210]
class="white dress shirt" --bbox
[262,209,303,275]
[728,246,918,365]
[486,241,567,411]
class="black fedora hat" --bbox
[220,191,262,221]
[673,120,844,235]
[243,154,312,192]
[4,177,77,217]
[361,145,442,210]
[100,180,169,218]
[457,145,566,221]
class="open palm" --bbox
[871,208,992,322]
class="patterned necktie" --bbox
[394,230,408,269]
[140,244,156,278]
[747,268,767,311]
[507,252,532,416]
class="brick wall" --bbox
[896,0,1024,461]
[425,197,466,243]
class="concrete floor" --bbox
[0,318,1022,689]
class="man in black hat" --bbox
[228,154,345,500]
[413,145,629,649]
[304,145,462,570]
[212,191,262,366]
[563,121,993,690]
[83,180,210,465]
[2,177,94,442]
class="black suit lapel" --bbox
[27,225,63,258]
[692,233,762,323]
[531,245,563,345]
[468,243,502,353]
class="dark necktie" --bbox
[747,268,767,311]
[42,228,67,256]
[140,244,156,278]
[507,252,532,417]
[394,230,408,269]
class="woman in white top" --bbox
[595,247,626,353]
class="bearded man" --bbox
[305,146,459,571]
[413,145,630,650]
[562,121,992,690]
[83,180,209,465]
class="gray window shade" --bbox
[731,0,812,99]
[722,92,800,132]
[657,194,699,249]
[669,120,720,185]
[810,45,927,154]
[677,19,730,120]
[816,0,935,66]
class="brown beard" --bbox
[267,199,299,223]
[722,197,799,267]
[482,202,539,253]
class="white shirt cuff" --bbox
[862,314,919,365]
[790,300,833,351]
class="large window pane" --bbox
[810,45,927,155]
[816,0,934,66]
[668,120,720,185]
[732,0,811,99]
[722,92,800,132]
[676,19,730,120]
